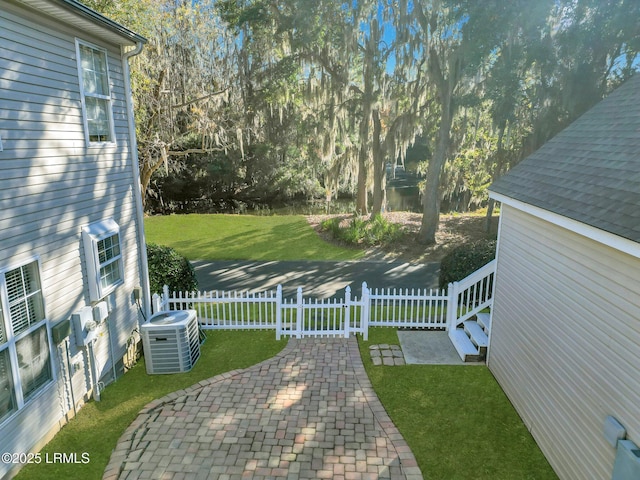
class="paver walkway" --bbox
[104,337,423,480]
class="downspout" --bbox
[122,42,151,320]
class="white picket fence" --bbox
[367,285,448,329]
[446,259,496,329]
[152,259,496,340]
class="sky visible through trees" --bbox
[86,0,639,244]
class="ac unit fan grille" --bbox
[141,310,200,374]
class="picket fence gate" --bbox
[152,260,496,340]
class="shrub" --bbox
[345,216,369,244]
[438,239,496,289]
[367,214,403,245]
[147,243,198,294]
[320,214,405,247]
[320,217,343,237]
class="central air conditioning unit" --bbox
[141,309,201,374]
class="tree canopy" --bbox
[86,0,639,242]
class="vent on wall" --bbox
[612,440,640,480]
[141,310,200,374]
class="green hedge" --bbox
[147,243,198,294]
[439,239,496,289]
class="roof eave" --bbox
[15,0,147,46]
[490,190,640,259]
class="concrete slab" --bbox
[398,330,484,365]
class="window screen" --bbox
[82,219,124,301]
[0,349,16,420]
[16,325,52,401]
[0,260,52,415]
[5,263,45,336]
[77,41,113,144]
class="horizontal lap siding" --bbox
[0,4,143,475]
[0,384,61,478]
[489,205,640,480]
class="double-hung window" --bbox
[76,40,115,145]
[82,219,124,301]
[0,260,53,423]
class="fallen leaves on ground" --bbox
[306,211,498,263]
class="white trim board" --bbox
[489,192,640,260]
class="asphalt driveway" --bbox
[193,260,440,299]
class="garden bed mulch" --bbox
[306,211,498,263]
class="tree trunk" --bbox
[356,115,369,214]
[485,198,496,233]
[356,102,371,215]
[418,156,443,244]
[418,96,453,244]
[485,123,505,233]
[356,27,378,215]
[139,156,159,210]
[370,109,385,217]
[139,145,170,211]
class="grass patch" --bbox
[369,305,447,326]
[359,328,558,480]
[15,331,286,480]
[20,213,554,480]
[145,214,363,261]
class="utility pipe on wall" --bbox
[121,41,151,321]
[64,339,77,417]
[87,340,101,402]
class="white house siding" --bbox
[0,2,145,476]
[489,204,640,480]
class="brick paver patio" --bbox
[103,337,423,480]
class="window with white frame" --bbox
[0,260,53,422]
[82,219,124,301]
[76,40,115,144]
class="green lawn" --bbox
[19,214,556,480]
[359,328,557,480]
[14,331,286,480]
[144,213,363,261]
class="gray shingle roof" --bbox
[18,0,147,46]
[490,74,640,244]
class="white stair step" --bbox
[476,312,491,332]
[463,320,488,349]
[449,329,480,362]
